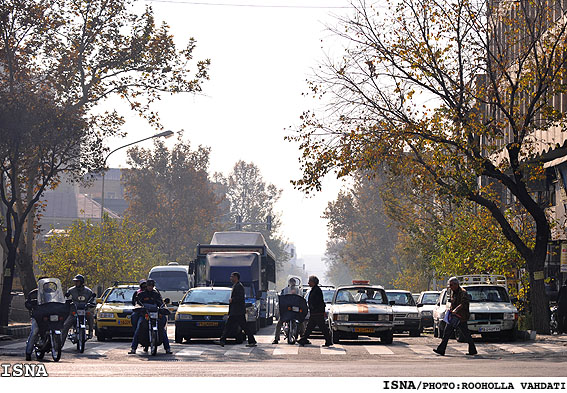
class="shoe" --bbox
[165,349,173,354]
[322,342,333,347]
[218,340,225,347]
[246,342,257,347]
[87,333,93,339]
[143,347,148,353]
[272,339,279,344]
[298,340,306,347]
[466,351,478,356]
[128,349,136,354]
[25,353,31,361]
[433,349,444,356]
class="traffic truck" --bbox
[193,231,277,332]
[148,262,193,319]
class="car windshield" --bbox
[322,290,335,303]
[334,287,387,304]
[465,286,510,303]
[182,289,231,305]
[149,270,189,291]
[105,288,137,303]
[387,292,416,306]
[421,293,440,305]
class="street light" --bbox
[99,130,174,221]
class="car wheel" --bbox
[433,322,439,338]
[381,330,393,344]
[175,330,184,344]
[502,326,517,342]
[96,332,106,342]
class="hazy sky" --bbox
[103,0,356,258]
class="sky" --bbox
[103,0,357,261]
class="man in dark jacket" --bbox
[219,272,257,347]
[434,277,477,356]
[298,275,332,347]
[557,279,567,334]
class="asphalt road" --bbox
[1,324,567,377]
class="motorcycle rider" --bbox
[24,277,48,361]
[272,277,300,344]
[62,274,96,346]
[128,279,172,354]
[130,279,147,342]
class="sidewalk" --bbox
[0,323,31,340]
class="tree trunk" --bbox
[0,245,17,327]
[15,251,36,296]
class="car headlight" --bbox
[407,313,419,318]
[503,313,516,320]
[333,314,348,321]
[378,314,390,321]
[223,314,229,321]
[420,311,432,316]
[98,312,114,319]
[177,313,193,320]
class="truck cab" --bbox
[148,262,193,318]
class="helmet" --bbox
[139,279,147,287]
[146,279,155,286]
[73,274,85,284]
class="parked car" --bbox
[385,290,421,337]
[417,291,440,330]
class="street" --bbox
[1,324,567,377]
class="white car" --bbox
[417,291,440,329]
[385,290,421,337]
[432,289,448,338]
[328,283,394,344]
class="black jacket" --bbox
[307,285,325,314]
[135,289,164,307]
[25,289,38,311]
[229,281,246,316]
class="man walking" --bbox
[297,275,332,347]
[219,272,257,347]
[557,279,567,334]
[434,277,477,356]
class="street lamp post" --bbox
[99,130,174,221]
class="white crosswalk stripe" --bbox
[224,345,255,356]
[320,344,346,355]
[409,345,438,357]
[532,343,566,353]
[492,344,532,354]
[175,346,206,357]
[364,345,394,355]
[273,345,299,355]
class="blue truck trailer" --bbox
[193,232,277,332]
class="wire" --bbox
[144,0,351,8]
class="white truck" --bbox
[148,262,193,319]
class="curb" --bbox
[0,325,31,339]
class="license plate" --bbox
[77,310,86,316]
[149,312,158,319]
[394,320,405,325]
[196,322,219,327]
[291,306,300,312]
[49,315,59,322]
[479,326,501,332]
[117,320,131,326]
[354,327,375,333]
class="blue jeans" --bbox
[130,316,144,350]
[25,318,39,356]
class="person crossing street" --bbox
[219,272,257,347]
[297,275,332,347]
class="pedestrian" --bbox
[273,277,300,344]
[434,277,477,356]
[297,275,332,347]
[557,279,567,334]
[219,272,257,347]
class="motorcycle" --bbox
[278,294,308,344]
[550,305,559,334]
[136,303,169,356]
[32,278,69,362]
[68,301,94,353]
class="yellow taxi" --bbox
[175,287,245,344]
[95,283,139,341]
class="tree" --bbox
[289,0,567,333]
[0,0,209,325]
[218,161,288,267]
[39,217,165,290]
[323,172,399,285]
[323,239,354,286]
[123,137,221,262]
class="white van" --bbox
[148,262,193,317]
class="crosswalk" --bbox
[1,338,566,359]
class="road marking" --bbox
[409,345,437,357]
[273,345,299,355]
[532,343,566,353]
[364,345,394,355]
[175,347,206,357]
[224,345,255,356]
[320,344,346,355]
[492,344,532,354]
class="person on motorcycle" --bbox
[130,279,148,342]
[128,279,172,354]
[272,277,300,344]
[62,274,96,345]
[24,277,48,361]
